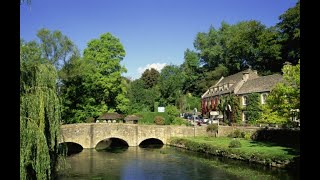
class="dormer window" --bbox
[224,84,228,90]
[261,93,267,104]
[242,96,247,106]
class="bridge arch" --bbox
[95,137,129,150]
[58,142,83,155]
[138,137,165,147]
[139,138,164,148]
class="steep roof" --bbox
[202,69,259,98]
[236,74,283,95]
[216,69,251,86]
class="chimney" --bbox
[242,71,249,82]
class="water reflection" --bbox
[57,146,298,180]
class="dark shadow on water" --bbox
[97,146,129,153]
[139,138,164,149]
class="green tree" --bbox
[60,33,129,123]
[141,68,160,89]
[181,49,201,95]
[127,79,160,113]
[159,65,186,105]
[20,39,61,179]
[37,28,77,70]
[194,20,282,75]
[277,1,300,65]
[262,61,300,122]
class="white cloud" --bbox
[137,63,167,78]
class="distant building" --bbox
[201,68,283,122]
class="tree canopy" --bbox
[60,32,129,123]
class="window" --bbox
[242,96,247,106]
[242,111,248,122]
[261,93,267,104]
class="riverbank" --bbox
[168,136,299,169]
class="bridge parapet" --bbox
[60,123,208,148]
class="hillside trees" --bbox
[194,20,282,75]
[276,1,300,65]
[158,65,186,105]
[141,68,160,89]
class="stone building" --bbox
[201,68,283,122]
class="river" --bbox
[56,145,299,180]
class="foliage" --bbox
[206,124,218,134]
[20,49,61,179]
[154,116,165,125]
[260,61,300,124]
[194,21,282,74]
[171,117,188,126]
[251,128,300,148]
[60,32,129,123]
[244,93,261,123]
[227,129,245,138]
[244,132,253,140]
[257,105,288,125]
[135,112,170,125]
[36,28,77,70]
[229,139,242,148]
[276,1,300,64]
[141,68,160,89]
[159,65,186,105]
[166,104,180,118]
[127,79,160,114]
[181,49,201,95]
[176,94,201,113]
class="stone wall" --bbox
[217,125,260,137]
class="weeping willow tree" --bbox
[20,58,61,179]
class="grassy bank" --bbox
[168,136,299,168]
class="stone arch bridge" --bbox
[59,123,208,148]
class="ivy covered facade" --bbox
[201,69,283,124]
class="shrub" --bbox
[154,116,165,125]
[166,104,180,117]
[171,117,186,125]
[206,124,218,133]
[251,128,300,148]
[227,129,245,138]
[244,132,253,140]
[229,139,242,148]
[206,124,218,137]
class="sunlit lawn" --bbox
[181,136,299,159]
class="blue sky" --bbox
[20,0,298,79]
